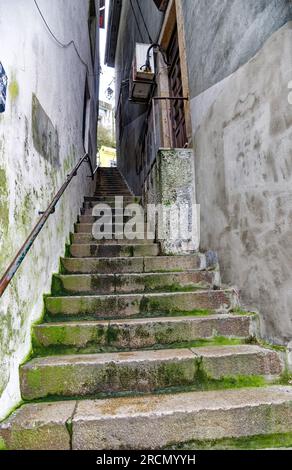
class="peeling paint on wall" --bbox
[32,94,60,167]
[0,62,8,113]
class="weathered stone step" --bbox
[85,196,140,203]
[94,192,133,197]
[95,187,127,190]
[33,314,254,353]
[71,385,292,449]
[61,253,213,274]
[82,208,139,216]
[45,289,237,319]
[74,223,146,234]
[2,386,292,450]
[71,233,154,244]
[52,271,219,295]
[83,200,141,210]
[78,215,134,224]
[19,345,282,400]
[70,243,160,258]
[94,185,129,189]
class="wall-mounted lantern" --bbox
[129,44,155,103]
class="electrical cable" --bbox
[129,0,145,43]
[33,0,89,75]
[135,0,154,43]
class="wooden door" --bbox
[167,27,187,148]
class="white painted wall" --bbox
[0,0,99,419]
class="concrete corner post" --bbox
[144,149,199,255]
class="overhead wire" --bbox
[129,0,145,43]
[33,0,90,75]
[135,0,154,43]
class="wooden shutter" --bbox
[167,27,187,148]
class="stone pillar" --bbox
[144,149,199,255]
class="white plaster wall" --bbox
[192,22,292,346]
[0,0,99,419]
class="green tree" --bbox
[97,125,116,149]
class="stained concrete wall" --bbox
[0,0,99,419]
[181,0,292,99]
[115,0,164,195]
[193,22,292,345]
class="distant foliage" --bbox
[97,125,116,149]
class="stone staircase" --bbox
[1,167,292,450]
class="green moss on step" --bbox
[23,372,269,406]
[154,269,184,273]
[257,338,286,353]
[153,336,245,350]
[51,275,65,296]
[244,335,287,353]
[166,432,292,450]
[277,369,292,386]
[149,309,214,318]
[230,307,256,316]
[146,283,205,293]
[0,436,7,450]
[64,243,72,258]
[157,374,267,396]
[106,325,120,345]
[65,418,73,441]
[28,335,248,358]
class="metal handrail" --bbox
[0,153,98,298]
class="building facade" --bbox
[0,0,100,419]
[106,0,292,346]
[98,100,116,141]
[98,145,117,167]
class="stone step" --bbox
[33,314,254,353]
[60,253,212,274]
[45,290,237,319]
[68,385,292,449]
[95,182,130,185]
[71,233,154,244]
[95,186,127,189]
[52,271,219,295]
[95,183,128,186]
[19,345,282,400]
[82,208,140,216]
[3,386,291,450]
[95,182,129,185]
[93,192,133,197]
[78,215,134,224]
[70,243,160,258]
[83,201,142,210]
[74,223,146,234]
[86,196,140,203]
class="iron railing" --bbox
[0,153,98,298]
